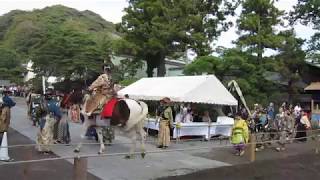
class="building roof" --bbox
[305,60,320,69]
[118,75,238,106]
[305,82,320,91]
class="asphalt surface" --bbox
[2,128,320,180]
[0,128,100,180]
[2,97,320,180]
[158,152,320,180]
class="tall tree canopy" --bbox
[0,47,23,83]
[0,5,120,87]
[291,0,320,62]
[31,27,106,79]
[236,0,284,63]
[184,49,277,106]
[274,30,307,101]
[118,0,237,77]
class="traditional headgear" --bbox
[160,97,171,104]
[234,112,242,119]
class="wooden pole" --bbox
[23,147,32,180]
[73,157,88,180]
[248,133,256,162]
[315,131,320,154]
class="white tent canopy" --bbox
[118,75,238,106]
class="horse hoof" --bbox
[74,149,80,153]
[124,155,133,159]
[98,151,104,154]
[141,152,146,159]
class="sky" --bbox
[0,0,317,53]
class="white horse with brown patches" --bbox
[73,76,148,158]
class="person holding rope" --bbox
[157,97,174,149]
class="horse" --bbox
[73,88,148,158]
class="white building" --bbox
[111,56,187,78]
[23,60,58,84]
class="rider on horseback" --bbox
[84,64,115,144]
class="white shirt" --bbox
[185,113,193,123]
[300,115,311,128]
[175,113,182,123]
[294,106,301,117]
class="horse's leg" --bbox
[125,129,136,159]
[96,127,105,154]
[74,117,90,153]
[139,122,147,158]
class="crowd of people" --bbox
[173,104,212,123]
[231,102,312,156]
[0,63,316,157]
[0,85,28,97]
[0,84,316,157]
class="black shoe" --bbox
[157,145,163,148]
[163,146,168,149]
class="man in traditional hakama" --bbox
[0,90,16,142]
[36,93,62,153]
[157,97,173,149]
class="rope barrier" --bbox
[0,133,319,166]
[1,128,320,149]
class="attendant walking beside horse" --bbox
[36,93,64,153]
[156,97,173,149]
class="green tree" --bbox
[0,47,23,83]
[31,27,105,80]
[291,0,320,63]
[237,0,284,63]
[118,0,237,77]
[183,56,224,78]
[291,0,320,29]
[184,48,282,107]
[274,30,306,102]
[0,5,119,86]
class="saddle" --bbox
[101,98,118,118]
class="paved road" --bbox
[0,128,100,180]
[4,98,230,180]
[158,152,320,180]
[2,97,319,180]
